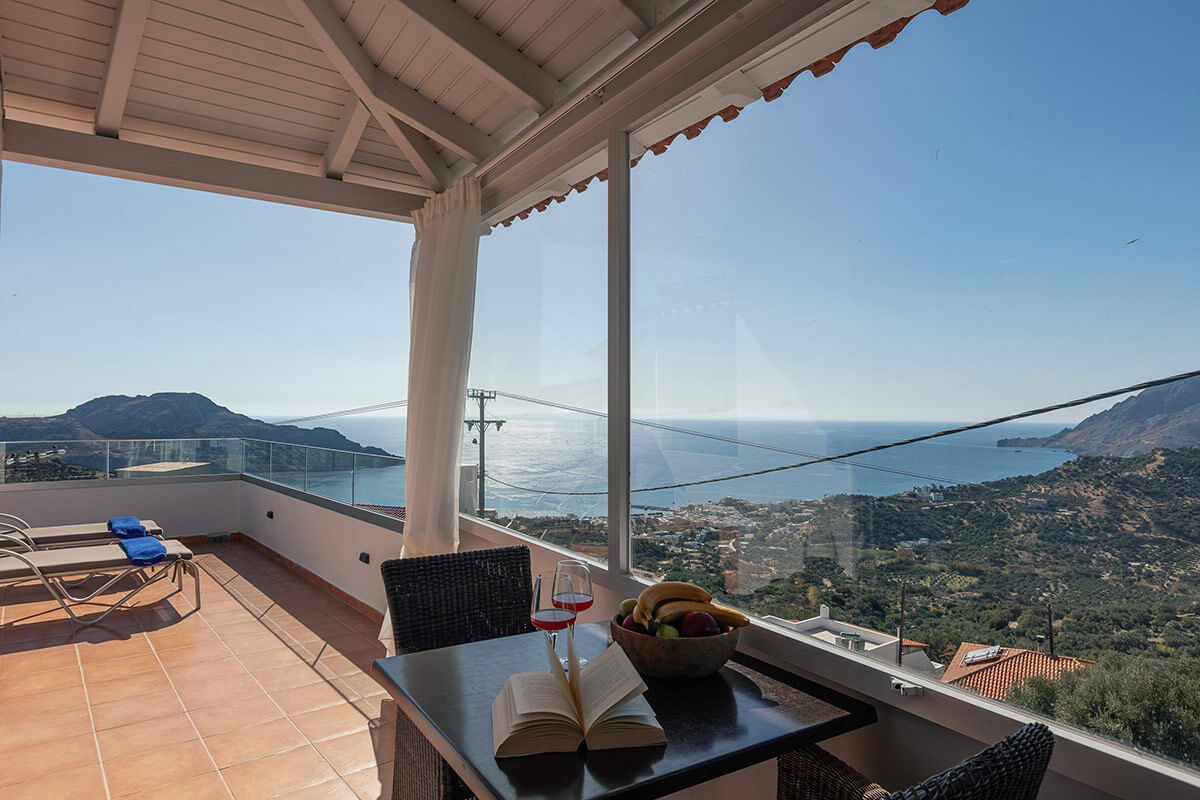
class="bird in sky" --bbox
[1126,238,1139,245]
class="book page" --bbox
[566,627,583,714]
[509,670,582,723]
[585,694,666,750]
[579,644,648,732]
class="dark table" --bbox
[374,622,876,800]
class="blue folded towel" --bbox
[119,536,167,566]
[111,521,147,539]
[108,516,141,532]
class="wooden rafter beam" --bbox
[284,0,501,191]
[591,0,652,37]
[2,119,425,221]
[322,97,370,178]
[373,71,495,162]
[391,0,560,113]
[95,0,152,137]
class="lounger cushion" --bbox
[0,539,191,581]
[7,520,164,546]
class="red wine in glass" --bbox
[552,592,593,613]
[531,608,576,631]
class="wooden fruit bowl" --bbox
[610,615,739,679]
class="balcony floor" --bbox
[0,541,394,800]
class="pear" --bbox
[618,598,638,618]
[656,623,680,638]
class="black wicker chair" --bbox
[382,545,534,800]
[777,722,1054,800]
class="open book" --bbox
[492,628,666,757]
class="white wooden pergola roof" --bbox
[0,0,965,224]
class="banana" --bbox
[654,600,750,629]
[634,581,711,623]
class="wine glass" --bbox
[531,571,576,659]
[554,559,593,666]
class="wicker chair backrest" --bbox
[890,722,1054,800]
[381,545,534,655]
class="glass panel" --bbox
[107,439,241,478]
[630,2,1200,770]
[303,447,355,504]
[268,442,308,491]
[244,440,271,479]
[351,453,406,510]
[470,154,609,563]
[0,441,108,482]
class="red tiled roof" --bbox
[494,0,970,228]
[358,504,406,521]
[941,642,1094,700]
[902,637,930,649]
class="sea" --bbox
[286,415,1075,519]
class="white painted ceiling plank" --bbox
[391,0,560,113]
[282,0,449,191]
[589,0,651,37]
[322,97,370,177]
[95,0,152,137]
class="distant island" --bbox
[998,376,1200,457]
[0,392,396,458]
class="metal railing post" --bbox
[105,442,111,479]
[304,447,309,492]
[352,454,357,506]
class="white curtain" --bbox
[379,177,482,653]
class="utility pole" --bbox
[465,390,505,517]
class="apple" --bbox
[679,611,720,637]
[621,614,648,634]
[656,623,680,638]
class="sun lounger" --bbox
[0,539,199,625]
[0,514,164,551]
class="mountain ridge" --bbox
[0,392,395,457]
[998,376,1200,457]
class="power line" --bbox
[274,399,408,426]
[487,368,1200,496]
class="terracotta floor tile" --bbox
[0,663,82,699]
[176,672,265,711]
[167,655,250,687]
[82,652,163,683]
[254,662,325,693]
[189,693,285,737]
[272,679,356,716]
[0,731,99,788]
[104,738,215,798]
[2,762,107,800]
[155,639,236,669]
[343,763,393,800]
[276,778,360,800]
[96,712,198,762]
[90,687,184,731]
[313,727,393,776]
[86,669,175,706]
[339,671,386,700]
[0,704,93,750]
[219,745,338,800]
[223,632,292,656]
[121,771,232,800]
[1,616,78,644]
[76,633,152,664]
[351,695,391,721]
[204,717,309,769]
[291,702,374,743]
[4,682,89,716]
[314,654,361,678]
[146,625,224,652]
[238,645,309,673]
[0,641,78,670]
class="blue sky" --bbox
[3,0,1198,423]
